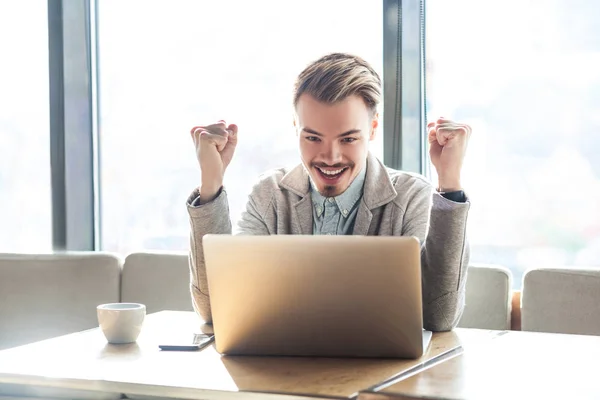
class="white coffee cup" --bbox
[97,303,146,344]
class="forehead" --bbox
[296,94,371,133]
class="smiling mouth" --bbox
[316,166,348,180]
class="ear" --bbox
[369,113,379,141]
[293,112,300,136]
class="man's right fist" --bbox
[190,120,238,202]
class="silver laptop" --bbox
[203,234,432,359]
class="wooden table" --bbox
[0,311,493,400]
[359,330,600,400]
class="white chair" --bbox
[0,252,121,350]
[458,264,513,330]
[0,383,121,400]
[522,267,600,335]
[121,252,193,314]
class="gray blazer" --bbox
[187,152,470,331]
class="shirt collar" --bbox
[310,166,366,217]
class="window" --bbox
[0,1,51,252]
[97,0,383,253]
[426,0,600,287]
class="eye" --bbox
[342,137,357,143]
[306,136,321,142]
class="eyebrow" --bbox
[302,128,362,137]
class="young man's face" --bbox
[295,94,378,197]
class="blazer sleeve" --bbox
[401,186,471,332]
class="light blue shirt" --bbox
[310,167,366,235]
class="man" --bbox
[187,53,471,332]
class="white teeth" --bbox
[318,167,345,176]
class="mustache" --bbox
[311,162,354,169]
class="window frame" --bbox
[382,0,427,175]
[48,0,100,250]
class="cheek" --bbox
[348,141,369,157]
[298,141,315,162]
[344,143,369,169]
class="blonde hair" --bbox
[293,53,382,116]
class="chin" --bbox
[319,185,347,197]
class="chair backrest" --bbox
[458,264,513,330]
[121,252,193,314]
[0,252,121,350]
[522,267,600,335]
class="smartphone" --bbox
[158,333,214,351]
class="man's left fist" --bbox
[427,117,472,192]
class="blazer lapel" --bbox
[352,199,373,235]
[292,196,313,234]
[280,163,313,235]
[362,152,398,209]
[353,153,397,235]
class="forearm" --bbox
[421,193,470,331]
[187,188,233,323]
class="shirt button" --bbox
[342,209,349,216]
[328,198,334,203]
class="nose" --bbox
[320,141,343,165]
